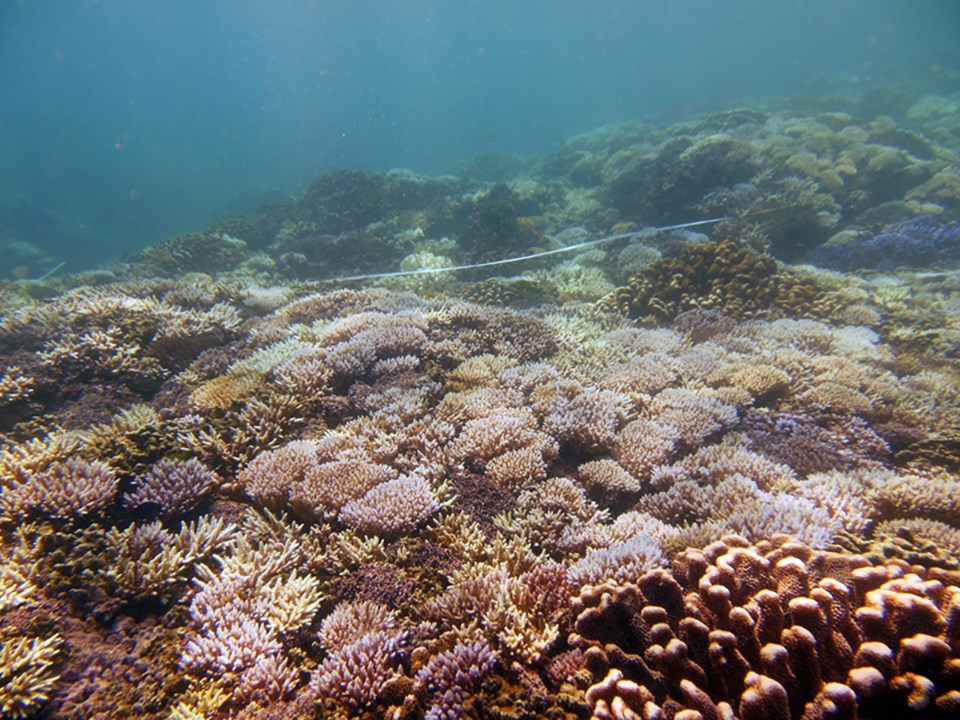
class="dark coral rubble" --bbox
[1,97,960,720]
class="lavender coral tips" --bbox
[338,475,440,536]
[124,458,218,520]
[0,459,118,522]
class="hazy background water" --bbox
[1,0,958,272]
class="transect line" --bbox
[326,216,727,282]
[35,261,66,281]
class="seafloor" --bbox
[2,93,960,720]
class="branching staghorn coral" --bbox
[493,476,608,557]
[311,628,408,713]
[79,404,173,475]
[290,458,399,523]
[180,515,322,705]
[0,564,38,613]
[872,467,960,527]
[567,533,666,587]
[0,634,62,720]
[0,284,243,418]
[123,458,219,521]
[413,640,498,720]
[100,516,233,601]
[0,458,118,524]
[422,562,569,665]
[0,366,34,407]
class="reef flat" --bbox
[1,99,960,719]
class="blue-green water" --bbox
[1,0,958,271]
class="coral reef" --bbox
[598,240,843,322]
[572,535,960,720]
[2,96,960,720]
[812,215,960,271]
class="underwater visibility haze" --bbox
[2,0,959,272]
[2,1,960,719]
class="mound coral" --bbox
[572,534,960,720]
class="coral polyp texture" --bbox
[574,535,960,719]
[2,98,960,720]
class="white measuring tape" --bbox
[326,217,726,283]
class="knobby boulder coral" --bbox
[571,534,960,720]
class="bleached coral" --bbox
[0,458,118,522]
[339,474,440,536]
[559,510,679,555]
[124,458,218,520]
[259,571,324,634]
[272,346,333,397]
[311,629,407,711]
[567,533,666,587]
[0,560,38,612]
[102,516,233,600]
[0,433,82,489]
